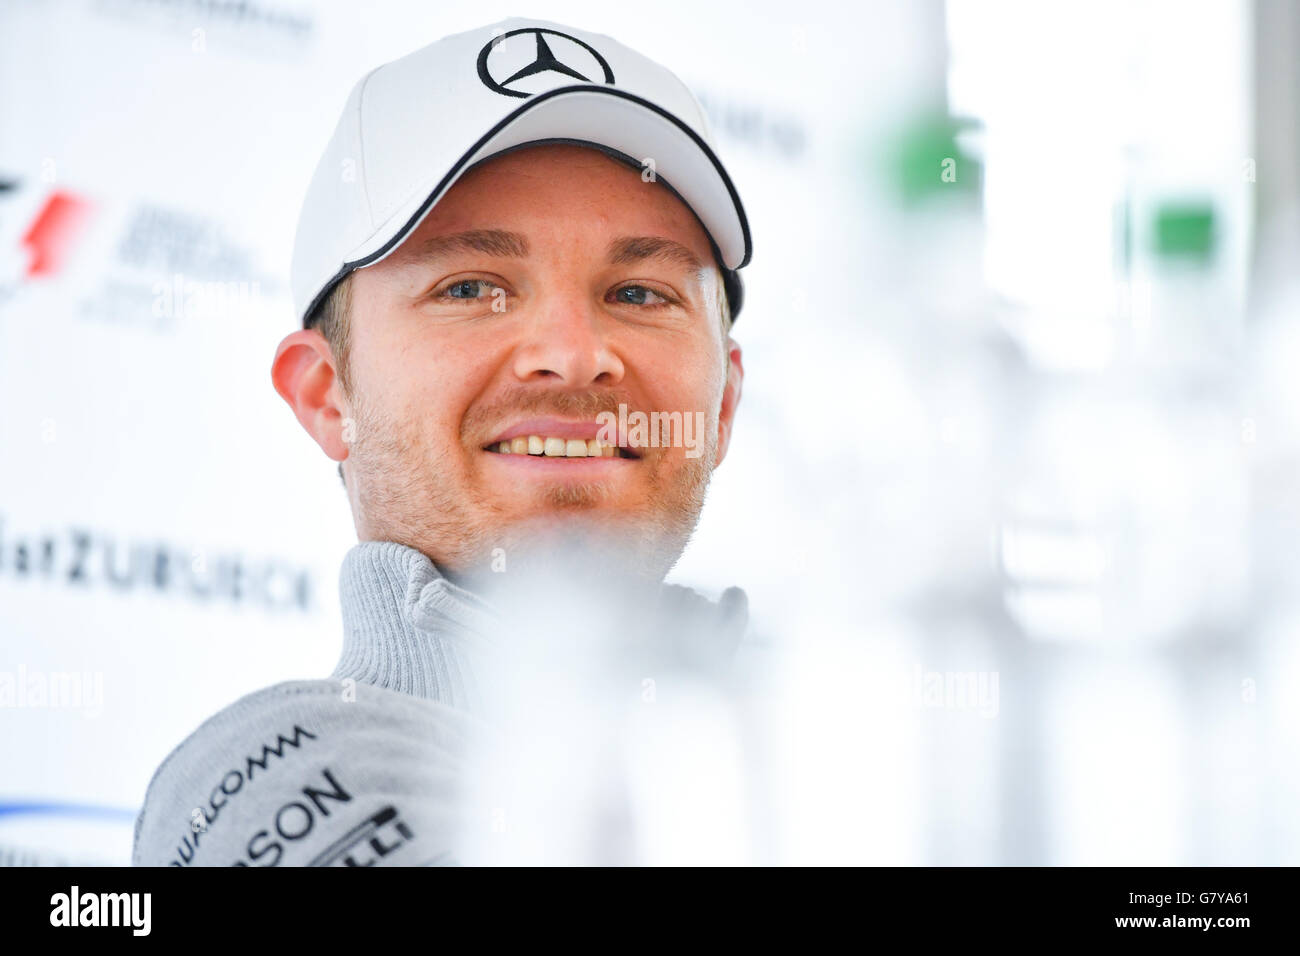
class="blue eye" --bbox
[443,279,493,300]
[614,285,672,307]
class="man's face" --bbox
[316,143,742,582]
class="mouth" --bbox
[482,435,640,459]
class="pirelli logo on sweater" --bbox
[305,805,417,867]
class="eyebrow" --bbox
[400,229,706,275]
[401,228,529,263]
[606,235,706,274]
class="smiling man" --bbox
[280,141,740,585]
[132,16,753,866]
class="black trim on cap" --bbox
[302,83,752,328]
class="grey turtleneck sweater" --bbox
[131,541,750,867]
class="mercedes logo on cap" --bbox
[477,28,615,98]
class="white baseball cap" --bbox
[290,16,752,328]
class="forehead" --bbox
[387,142,719,263]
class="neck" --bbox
[331,539,751,715]
[332,540,501,711]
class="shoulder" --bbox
[132,679,482,867]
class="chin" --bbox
[492,509,681,569]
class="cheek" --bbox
[640,334,722,401]
[639,373,722,465]
[662,355,723,418]
[403,367,483,448]
[354,335,489,447]
[413,348,499,444]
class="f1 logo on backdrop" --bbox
[0,176,93,301]
[477,28,615,98]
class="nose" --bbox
[511,293,625,388]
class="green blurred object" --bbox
[888,112,983,207]
[1152,203,1215,261]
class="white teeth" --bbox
[493,435,625,457]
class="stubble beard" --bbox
[345,386,718,585]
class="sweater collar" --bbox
[331,540,749,713]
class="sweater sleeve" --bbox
[131,679,484,867]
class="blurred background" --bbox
[2,0,1298,865]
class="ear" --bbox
[271,329,349,462]
[714,337,743,466]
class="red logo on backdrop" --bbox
[21,190,92,277]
